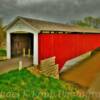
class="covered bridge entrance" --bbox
[11,33,33,57]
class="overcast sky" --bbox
[0,0,100,25]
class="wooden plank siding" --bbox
[38,33,100,70]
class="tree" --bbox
[0,26,6,47]
[70,16,100,28]
[94,18,100,28]
[0,17,3,26]
[0,17,6,48]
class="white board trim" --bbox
[6,32,11,59]
[6,20,39,65]
[33,33,39,65]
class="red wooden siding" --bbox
[38,33,100,70]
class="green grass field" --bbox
[0,69,86,100]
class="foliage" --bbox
[0,48,6,57]
[71,16,100,28]
[0,26,6,47]
[0,69,86,100]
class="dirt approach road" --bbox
[0,57,33,74]
[87,73,100,100]
[60,51,100,88]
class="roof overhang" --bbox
[5,16,40,33]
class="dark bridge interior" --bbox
[11,33,33,57]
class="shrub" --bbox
[0,48,6,56]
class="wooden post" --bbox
[23,48,26,57]
[19,61,23,71]
[28,48,31,57]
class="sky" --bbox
[0,0,100,25]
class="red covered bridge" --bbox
[6,17,100,70]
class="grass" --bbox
[0,69,86,100]
[0,48,6,57]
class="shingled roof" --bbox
[6,16,100,33]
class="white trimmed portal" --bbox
[6,19,39,65]
[33,33,38,65]
[7,32,11,59]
